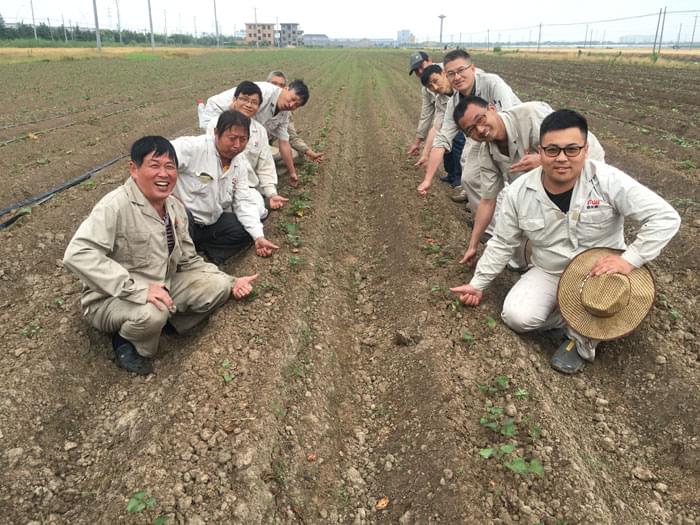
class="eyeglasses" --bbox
[541,144,587,158]
[446,65,472,80]
[462,113,487,136]
[236,95,260,107]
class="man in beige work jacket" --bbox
[63,136,258,375]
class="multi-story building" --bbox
[280,23,302,46]
[303,34,330,47]
[245,23,275,46]
[397,29,414,46]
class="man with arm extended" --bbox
[202,79,310,186]
[267,71,324,175]
[63,136,258,375]
[407,51,436,158]
[173,110,279,265]
[206,81,289,215]
[418,63,464,189]
[417,49,521,220]
[453,97,605,267]
[450,110,681,374]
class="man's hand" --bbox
[289,171,300,188]
[407,139,422,157]
[269,195,289,210]
[509,150,540,174]
[232,273,258,299]
[255,237,279,257]
[589,255,635,277]
[417,178,432,195]
[450,284,483,306]
[415,154,429,168]
[461,246,479,266]
[305,150,325,163]
[147,282,175,312]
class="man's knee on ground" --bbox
[501,302,547,334]
[129,303,170,337]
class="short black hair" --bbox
[539,109,588,142]
[420,64,443,87]
[234,81,263,105]
[215,110,251,137]
[288,79,309,105]
[130,136,178,167]
[453,95,489,125]
[443,49,472,67]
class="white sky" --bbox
[1,0,698,42]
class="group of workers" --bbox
[408,49,681,373]
[61,51,681,377]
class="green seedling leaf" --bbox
[430,285,443,293]
[126,491,147,513]
[153,517,170,525]
[461,330,476,344]
[488,406,504,416]
[669,308,681,321]
[479,447,495,459]
[36,157,50,165]
[422,243,442,254]
[500,418,517,438]
[515,388,529,400]
[500,443,516,454]
[504,457,528,475]
[223,374,233,382]
[529,425,542,440]
[145,496,157,509]
[529,458,544,476]
[495,375,509,389]
[485,316,497,329]
[222,359,231,369]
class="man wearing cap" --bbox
[417,49,521,220]
[63,136,259,375]
[266,71,325,177]
[450,109,680,374]
[453,97,605,269]
[201,79,310,186]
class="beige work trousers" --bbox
[86,270,232,357]
[270,144,301,177]
[460,141,497,236]
[500,266,599,360]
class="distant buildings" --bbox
[245,23,275,46]
[280,23,303,46]
[303,34,330,47]
[619,35,654,44]
[397,29,415,46]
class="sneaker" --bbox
[450,177,462,188]
[451,188,469,202]
[112,333,153,375]
[550,339,585,374]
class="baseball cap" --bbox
[409,51,429,75]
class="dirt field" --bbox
[0,48,698,524]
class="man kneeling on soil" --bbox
[173,110,279,264]
[63,136,258,375]
[450,110,681,374]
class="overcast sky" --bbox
[2,0,698,42]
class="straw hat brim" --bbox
[557,248,656,341]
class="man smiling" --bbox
[63,136,258,374]
[450,110,680,374]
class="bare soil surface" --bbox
[0,49,698,524]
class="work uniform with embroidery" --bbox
[63,177,234,358]
[433,69,522,222]
[470,159,681,359]
[171,134,264,240]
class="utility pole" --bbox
[115,0,122,43]
[29,0,37,40]
[194,16,198,39]
[658,6,667,56]
[676,24,682,48]
[92,0,102,49]
[537,23,542,52]
[62,13,68,42]
[254,7,258,48]
[486,29,490,50]
[652,8,662,54]
[147,0,155,50]
[691,15,697,49]
[47,18,53,41]
[438,15,445,46]
[213,0,220,47]
[164,10,167,44]
[584,24,588,48]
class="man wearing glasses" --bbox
[206,81,289,216]
[450,109,680,374]
[452,97,605,268]
[201,79,310,186]
[417,49,520,220]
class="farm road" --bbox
[0,49,699,524]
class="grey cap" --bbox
[409,51,429,75]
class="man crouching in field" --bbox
[63,136,258,375]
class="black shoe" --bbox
[550,339,585,374]
[111,333,153,375]
[162,321,178,335]
[439,175,451,183]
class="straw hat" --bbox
[557,248,656,341]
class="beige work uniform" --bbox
[63,178,234,357]
[271,114,306,175]
[470,160,681,359]
[434,69,522,225]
